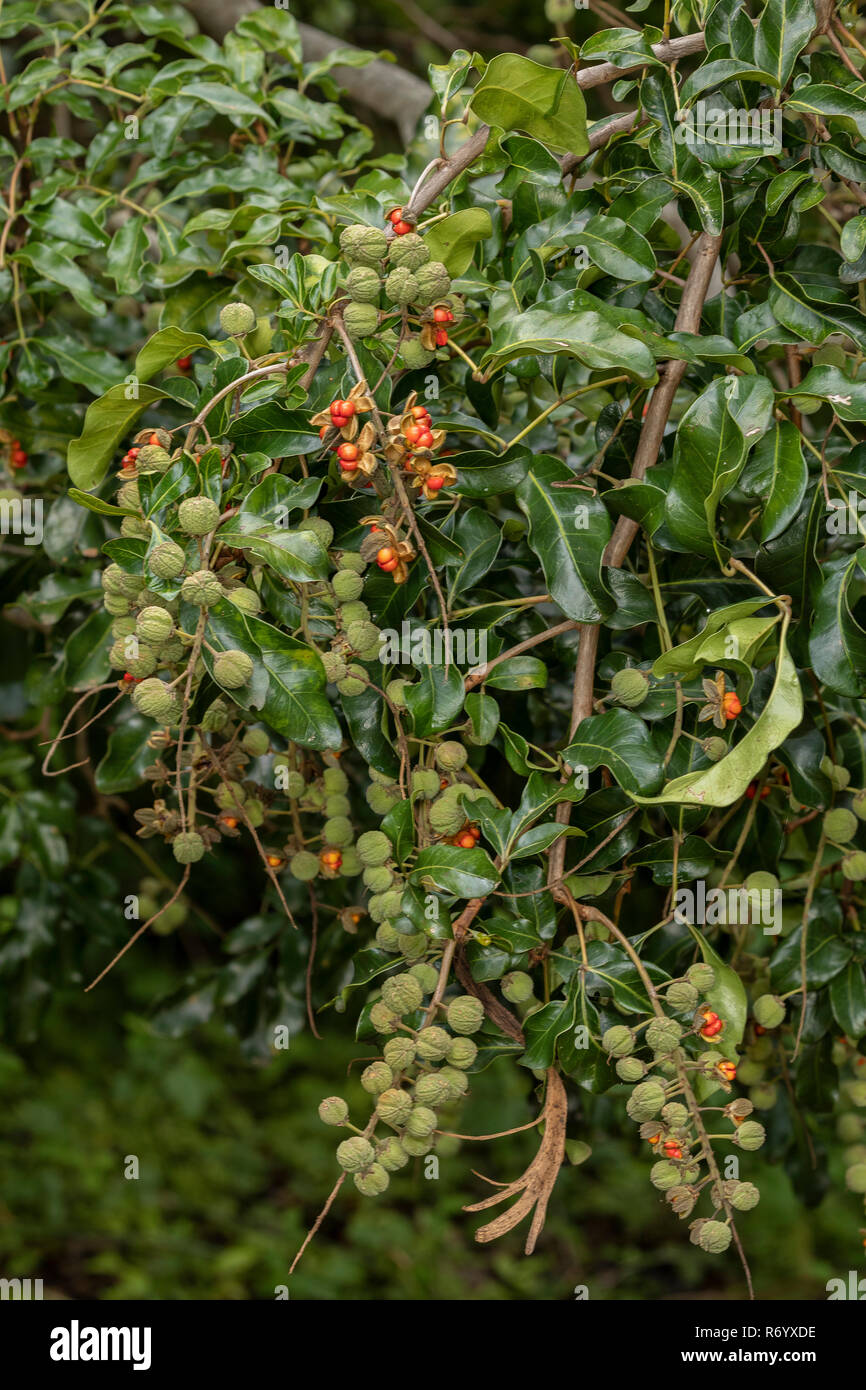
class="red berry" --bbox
[11,449,27,467]
[176,356,192,370]
[426,475,445,492]
[404,424,423,445]
[148,432,161,446]
[321,849,343,871]
[722,691,742,718]
[393,220,412,236]
[432,307,453,323]
[376,546,396,568]
[456,832,476,849]
[337,443,359,461]
[387,208,403,224]
[410,406,430,420]
[434,328,449,347]
[128,447,139,459]
[417,429,434,448]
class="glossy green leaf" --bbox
[521,977,581,1069]
[484,655,549,690]
[410,845,499,898]
[664,378,748,563]
[67,383,172,489]
[563,709,665,795]
[808,554,866,698]
[753,0,816,87]
[516,455,613,622]
[686,925,747,1059]
[467,54,589,157]
[423,208,492,276]
[739,420,808,543]
[576,213,656,283]
[135,326,213,381]
[830,962,866,1039]
[632,633,803,806]
[199,600,341,749]
[486,304,657,383]
[771,920,853,993]
[95,716,157,794]
[651,599,771,678]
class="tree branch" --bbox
[547,231,723,889]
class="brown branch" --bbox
[825,22,864,80]
[463,1067,567,1253]
[464,619,578,690]
[297,324,334,392]
[455,941,525,1044]
[547,232,723,890]
[404,127,490,220]
[404,35,705,219]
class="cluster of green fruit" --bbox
[316,545,385,697]
[105,461,259,711]
[271,758,364,883]
[338,222,462,369]
[602,962,764,1253]
[832,1038,866,1227]
[318,970,486,1195]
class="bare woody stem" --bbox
[547,231,723,890]
[464,619,578,690]
[183,361,290,454]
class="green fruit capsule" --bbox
[361,1061,393,1095]
[381,973,423,1016]
[611,668,649,707]
[753,993,786,1028]
[697,1219,732,1254]
[318,1096,348,1126]
[336,1136,374,1171]
[823,807,858,844]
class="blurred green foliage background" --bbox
[0,0,862,1301]
[0,943,859,1300]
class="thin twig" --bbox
[85,867,191,991]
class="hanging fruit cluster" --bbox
[319,976,485,1197]
[337,216,463,366]
[602,962,765,1251]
